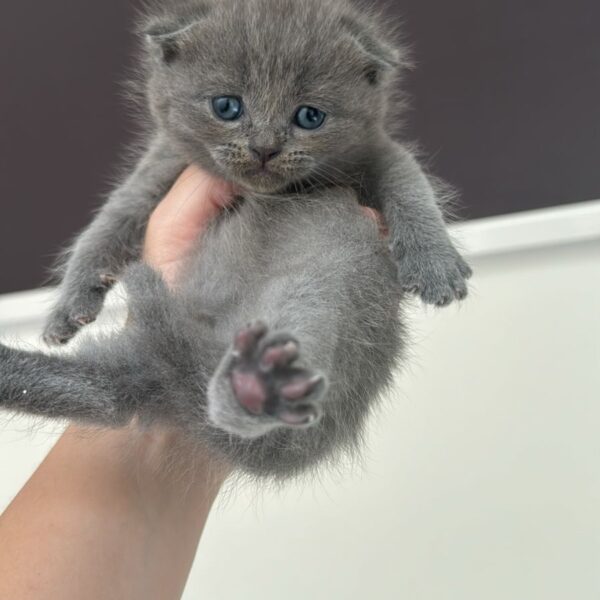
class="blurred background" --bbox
[0,1,599,599]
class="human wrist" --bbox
[59,425,230,515]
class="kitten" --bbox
[0,0,471,478]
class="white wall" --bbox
[1,205,599,599]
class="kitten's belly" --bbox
[178,191,384,342]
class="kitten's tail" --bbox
[0,264,202,427]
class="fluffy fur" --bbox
[0,0,470,478]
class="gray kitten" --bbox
[0,0,470,478]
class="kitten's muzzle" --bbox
[249,144,282,165]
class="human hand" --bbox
[361,206,389,239]
[144,165,386,286]
[144,164,236,285]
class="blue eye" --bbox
[294,106,326,130]
[212,96,244,121]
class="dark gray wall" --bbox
[1,0,599,293]
[395,0,600,218]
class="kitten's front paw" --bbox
[43,274,117,345]
[208,322,327,438]
[395,245,472,307]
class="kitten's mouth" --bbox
[238,167,289,193]
[243,166,284,182]
[245,165,275,176]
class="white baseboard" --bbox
[452,199,600,257]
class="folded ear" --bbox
[141,4,211,64]
[340,15,402,85]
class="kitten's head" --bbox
[141,0,404,193]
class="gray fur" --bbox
[0,0,470,478]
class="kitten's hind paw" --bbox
[208,322,327,438]
[43,274,117,345]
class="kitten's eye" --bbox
[294,106,326,130]
[212,96,244,121]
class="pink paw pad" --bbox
[231,370,267,415]
[228,322,326,427]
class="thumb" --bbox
[144,165,235,281]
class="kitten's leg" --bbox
[43,136,186,345]
[208,322,327,439]
[373,141,472,306]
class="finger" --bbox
[149,165,235,246]
[144,165,235,280]
[360,206,378,223]
[360,206,389,239]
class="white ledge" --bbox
[1,200,599,329]
[451,199,600,257]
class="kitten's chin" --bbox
[235,171,290,195]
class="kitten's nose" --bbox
[249,144,282,164]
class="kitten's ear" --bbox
[341,15,403,84]
[141,5,211,64]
